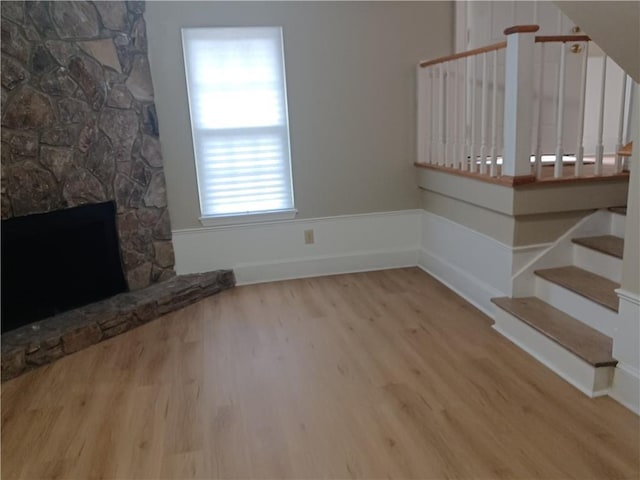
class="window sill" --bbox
[199,209,298,227]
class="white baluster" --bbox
[464,57,471,171]
[428,68,434,164]
[554,43,567,178]
[451,60,459,169]
[430,66,437,164]
[479,52,489,174]
[498,48,506,170]
[439,64,446,165]
[490,49,499,177]
[623,80,635,171]
[625,78,635,144]
[417,66,427,164]
[595,55,607,175]
[459,58,466,169]
[574,42,589,177]
[534,43,545,178]
[615,73,628,173]
[469,55,477,172]
[445,61,452,167]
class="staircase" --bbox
[492,207,627,397]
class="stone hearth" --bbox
[1,269,235,381]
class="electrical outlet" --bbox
[304,229,314,244]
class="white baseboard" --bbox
[417,248,500,318]
[172,209,422,284]
[235,247,418,285]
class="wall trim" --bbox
[511,209,603,280]
[616,288,640,306]
[610,291,640,415]
[417,249,500,318]
[512,241,555,252]
[609,362,640,415]
[418,209,516,253]
[172,209,422,284]
[419,210,515,310]
[236,247,419,286]
[172,209,425,235]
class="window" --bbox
[182,27,295,225]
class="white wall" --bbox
[145,1,453,230]
[611,86,640,414]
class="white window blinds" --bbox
[182,27,295,222]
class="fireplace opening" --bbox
[1,201,128,333]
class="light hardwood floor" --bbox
[2,268,639,479]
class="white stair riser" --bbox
[610,212,626,238]
[572,245,623,283]
[534,277,617,336]
[493,307,614,397]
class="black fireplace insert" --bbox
[1,201,128,333]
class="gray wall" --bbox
[145,1,453,230]
[554,1,640,83]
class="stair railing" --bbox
[417,24,636,183]
[417,40,507,176]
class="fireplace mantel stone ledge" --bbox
[1,269,235,381]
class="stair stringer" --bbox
[511,209,614,297]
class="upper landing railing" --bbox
[416,25,635,185]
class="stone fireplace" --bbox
[1,0,175,291]
[1,1,236,380]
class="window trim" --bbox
[181,26,296,226]
[199,208,298,227]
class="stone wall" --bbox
[1,1,175,290]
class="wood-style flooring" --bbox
[2,268,638,479]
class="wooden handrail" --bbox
[504,25,540,35]
[535,35,591,43]
[619,141,633,157]
[419,27,590,69]
[419,41,506,68]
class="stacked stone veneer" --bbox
[1,270,236,381]
[1,1,175,290]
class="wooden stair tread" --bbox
[491,297,616,367]
[572,235,624,259]
[608,206,627,215]
[534,266,620,312]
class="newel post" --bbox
[502,25,539,177]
